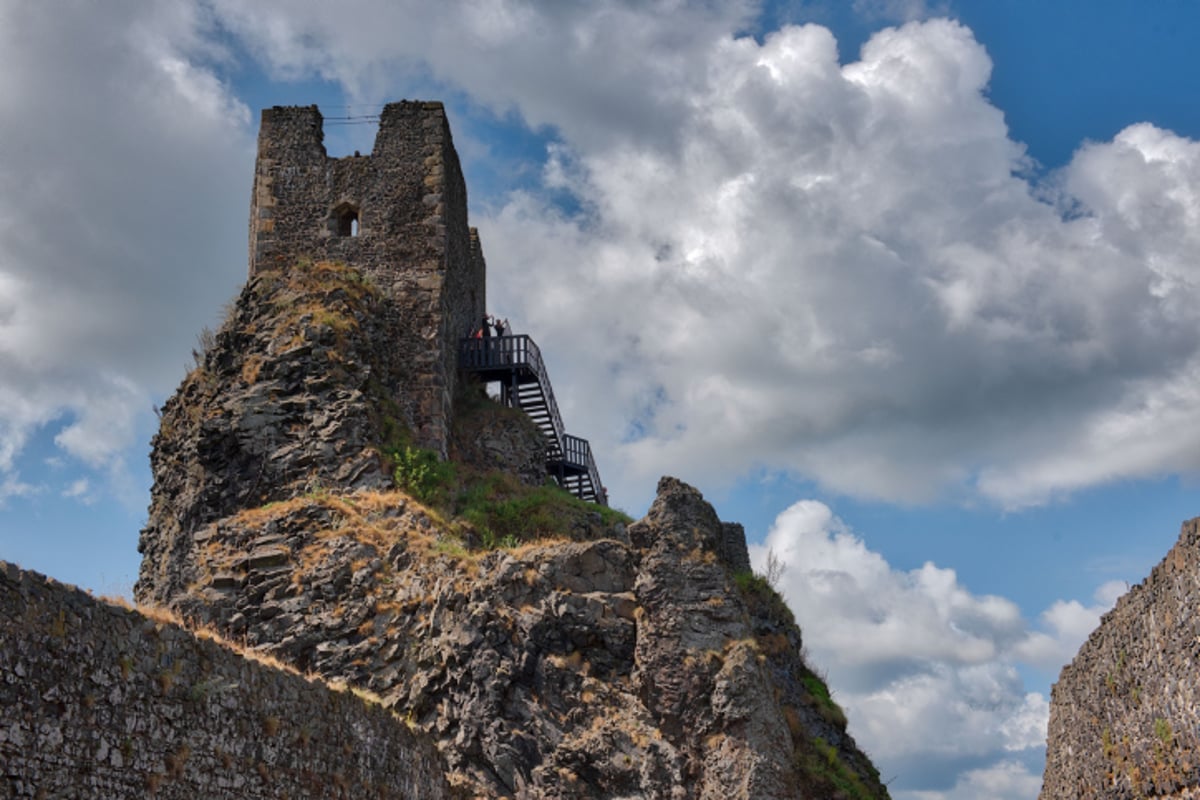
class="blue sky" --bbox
[3,2,1200,798]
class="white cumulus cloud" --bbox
[0,1,252,491]
[473,18,1200,511]
[114,2,1200,513]
[907,758,1045,800]
[751,498,1118,796]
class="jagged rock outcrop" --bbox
[1040,517,1200,799]
[10,97,891,797]
[133,248,888,797]
[140,474,888,799]
[136,260,545,605]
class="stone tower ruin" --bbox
[248,101,486,456]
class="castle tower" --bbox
[248,101,486,456]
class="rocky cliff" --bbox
[1040,518,1200,799]
[135,259,544,605]
[134,258,889,798]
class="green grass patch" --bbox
[733,570,797,628]
[1155,717,1173,748]
[455,471,628,548]
[796,737,882,800]
[800,666,848,729]
[386,439,629,549]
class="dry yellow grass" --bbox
[241,354,265,384]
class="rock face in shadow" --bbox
[1040,518,1200,799]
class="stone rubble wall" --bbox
[1040,517,1200,799]
[248,101,485,456]
[720,522,752,574]
[0,560,451,800]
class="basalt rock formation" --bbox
[1040,518,1200,799]
[127,99,890,798]
[131,260,888,798]
[135,259,546,606]
[138,468,887,798]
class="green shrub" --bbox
[796,736,881,800]
[1155,717,1173,747]
[393,446,455,506]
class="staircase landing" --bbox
[460,335,606,506]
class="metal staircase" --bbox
[460,335,606,505]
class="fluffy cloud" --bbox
[1012,580,1126,671]
[0,472,35,508]
[0,1,252,492]
[486,19,1200,510]
[909,759,1045,800]
[209,0,757,151]
[75,2,1200,513]
[751,499,1119,797]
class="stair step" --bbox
[461,335,605,506]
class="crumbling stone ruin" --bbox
[4,101,892,799]
[250,101,485,457]
[1040,517,1200,799]
[1,560,450,799]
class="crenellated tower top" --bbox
[248,101,486,456]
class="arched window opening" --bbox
[331,203,360,237]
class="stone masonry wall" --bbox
[1040,517,1200,799]
[1,560,451,800]
[248,101,485,456]
[719,522,752,575]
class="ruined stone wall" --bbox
[719,522,752,574]
[248,101,485,455]
[1,561,451,800]
[1040,517,1200,799]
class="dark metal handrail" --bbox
[562,434,605,504]
[460,333,606,505]
[561,433,589,468]
[460,335,566,448]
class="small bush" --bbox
[393,446,455,506]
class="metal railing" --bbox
[460,334,605,505]
[460,334,538,371]
[562,434,605,505]
[460,335,566,448]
